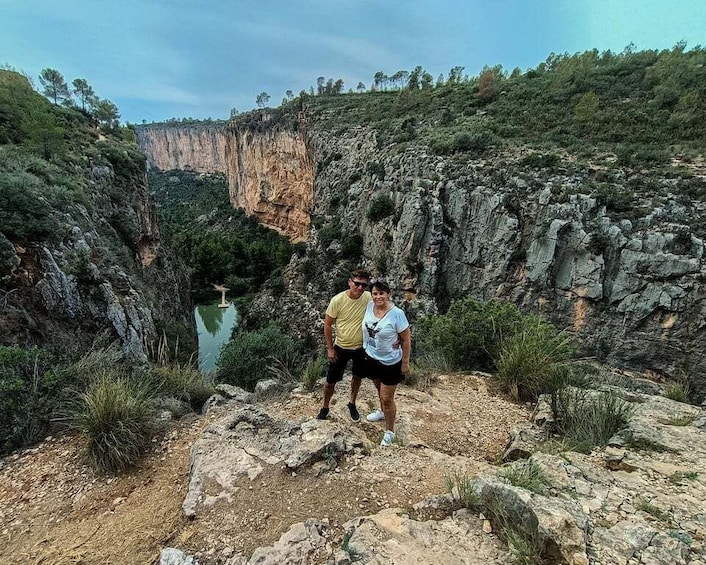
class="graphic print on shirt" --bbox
[365,320,381,347]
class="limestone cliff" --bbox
[263,128,706,399]
[136,122,313,241]
[136,124,229,174]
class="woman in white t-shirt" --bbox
[361,280,411,446]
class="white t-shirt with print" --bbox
[362,302,409,366]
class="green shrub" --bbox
[520,153,561,168]
[428,133,453,155]
[367,194,395,223]
[74,372,155,474]
[445,472,479,508]
[340,234,363,258]
[301,356,326,392]
[659,413,695,426]
[416,297,528,371]
[504,527,542,565]
[553,388,634,452]
[634,496,672,522]
[452,131,494,153]
[587,232,610,255]
[403,360,437,391]
[495,321,574,401]
[483,492,542,565]
[365,161,385,179]
[663,374,691,403]
[318,222,342,248]
[0,173,57,239]
[150,364,215,412]
[615,144,670,167]
[501,461,548,494]
[412,351,455,374]
[592,182,636,214]
[217,324,304,391]
[670,228,692,255]
[0,347,48,452]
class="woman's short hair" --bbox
[370,280,391,294]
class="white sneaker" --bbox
[380,431,395,446]
[366,409,385,422]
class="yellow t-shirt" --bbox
[326,290,371,349]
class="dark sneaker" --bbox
[347,402,360,423]
[316,407,329,420]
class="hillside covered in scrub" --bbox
[0,68,197,454]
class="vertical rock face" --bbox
[226,127,313,242]
[136,124,313,242]
[136,125,229,173]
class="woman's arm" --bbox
[399,327,411,374]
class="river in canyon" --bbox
[194,301,238,373]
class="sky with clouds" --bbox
[1,0,704,124]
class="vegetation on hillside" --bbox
[0,68,197,460]
[4,42,702,471]
[232,43,705,163]
[148,170,294,300]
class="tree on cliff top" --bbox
[39,68,69,105]
[93,98,120,130]
[72,78,96,111]
[256,91,270,108]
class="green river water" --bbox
[194,301,239,373]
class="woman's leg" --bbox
[370,378,381,408]
[379,384,397,432]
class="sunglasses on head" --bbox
[351,280,368,288]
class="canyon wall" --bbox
[136,123,313,241]
[136,124,229,173]
[137,123,706,398]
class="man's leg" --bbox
[349,376,362,405]
[318,347,346,419]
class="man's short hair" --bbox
[350,268,371,281]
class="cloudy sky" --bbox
[1,0,703,124]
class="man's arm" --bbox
[324,314,337,362]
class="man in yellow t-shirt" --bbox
[317,268,371,422]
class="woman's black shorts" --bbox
[361,354,404,386]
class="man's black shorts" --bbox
[326,345,365,383]
[361,354,404,386]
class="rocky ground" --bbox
[2,370,705,565]
[0,372,528,564]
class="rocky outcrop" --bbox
[285,132,705,398]
[226,127,313,242]
[136,124,229,174]
[182,401,367,518]
[338,507,509,564]
[165,376,705,564]
[1,160,194,363]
